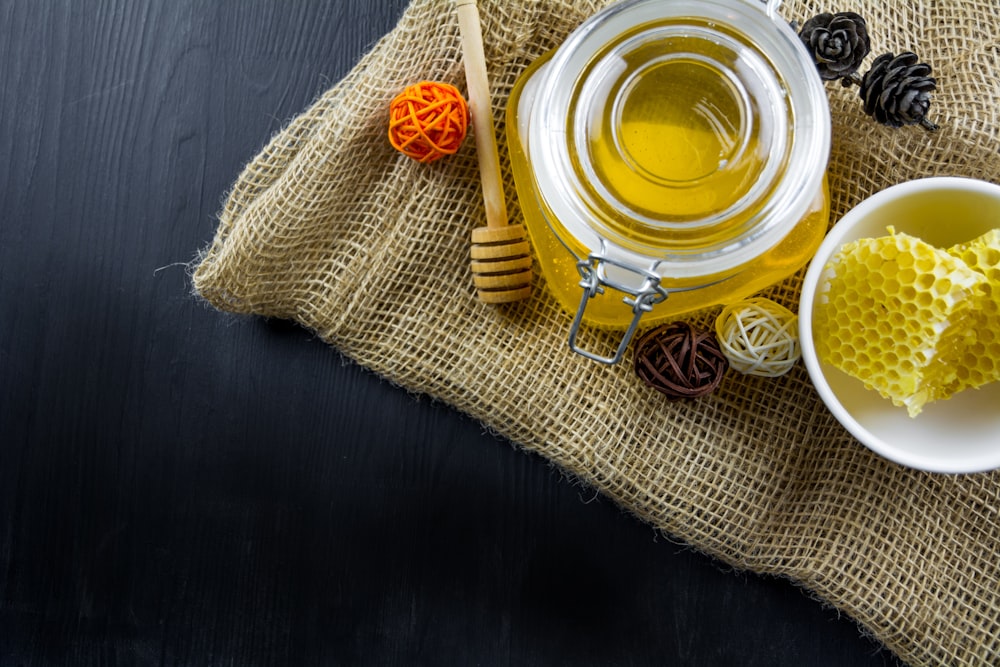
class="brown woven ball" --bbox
[634,322,728,400]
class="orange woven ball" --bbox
[388,81,469,163]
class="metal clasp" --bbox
[567,254,669,364]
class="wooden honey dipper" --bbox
[456,0,532,303]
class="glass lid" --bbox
[529,0,830,276]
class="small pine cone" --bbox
[798,12,871,80]
[859,52,937,128]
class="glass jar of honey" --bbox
[507,0,831,362]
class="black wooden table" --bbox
[1,2,904,665]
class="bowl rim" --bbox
[798,176,1000,474]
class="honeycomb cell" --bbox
[915,256,937,273]
[814,230,987,417]
[865,253,883,271]
[917,271,938,292]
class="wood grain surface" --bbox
[0,1,903,665]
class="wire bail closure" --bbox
[568,254,669,364]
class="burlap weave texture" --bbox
[192,1,1000,665]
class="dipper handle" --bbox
[456,0,506,228]
[456,0,532,303]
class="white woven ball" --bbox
[714,297,801,377]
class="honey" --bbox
[514,166,828,327]
[506,0,831,361]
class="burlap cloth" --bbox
[192,1,1000,664]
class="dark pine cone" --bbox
[798,11,871,80]
[859,52,937,128]
[633,322,727,400]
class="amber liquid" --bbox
[523,185,828,328]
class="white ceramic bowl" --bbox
[799,177,1000,473]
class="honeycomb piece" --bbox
[944,229,1000,393]
[814,231,986,417]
